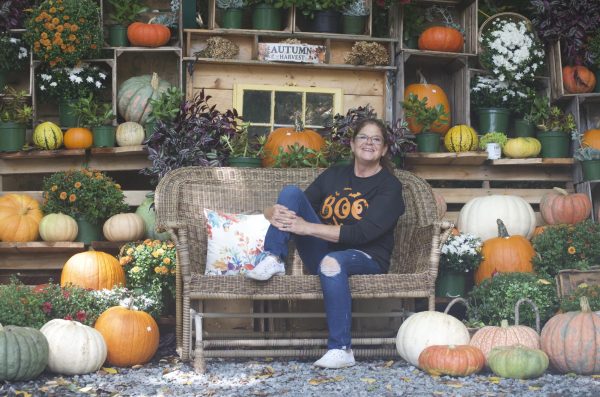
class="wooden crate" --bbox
[556,267,600,299]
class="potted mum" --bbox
[470,75,525,135]
[0,87,33,152]
[436,233,483,298]
[69,94,116,148]
[0,33,29,90]
[41,169,129,244]
[37,64,110,128]
[401,92,448,152]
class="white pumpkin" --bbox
[103,213,145,242]
[39,213,78,242]
[457,195,536,241]
[116,121,145,147]
[40,319,107,375]
[396,310,470,367]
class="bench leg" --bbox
[192,310,206,373]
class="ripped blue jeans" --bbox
[264,185,383,349]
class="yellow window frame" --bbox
[232,84,343,131]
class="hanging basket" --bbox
[477,12,534,69]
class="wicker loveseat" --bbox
[154,167,452,372]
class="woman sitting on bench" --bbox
[244,119,406,369]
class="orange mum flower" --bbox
[63,15,70,20]
[52,17,59,25]
[70,24,78,32]
[163,257,171,265]
[49,7,56,13]
[68,34,76,41]
[74,182,81,188]
[56,25,64,32]
[59,192,67,200]
[41,32,48,39]
[568,246,576,255]
[69,194,76,202]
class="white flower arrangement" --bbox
[0,34,29,72]
[92,286,163,318]
[440,233,483,273]
[479,18,545,83]
[470,74,529,110]
[36,63,109,101]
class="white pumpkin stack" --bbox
[116,121,145,147]
[103,213,146,242]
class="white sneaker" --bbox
[313,349,356,369]
[244,254,285,281]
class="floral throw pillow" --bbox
[204,209,270,276]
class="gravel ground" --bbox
[3,333,600,397]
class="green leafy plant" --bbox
[402,4,426,45]
[0,0,34,31]
[478,132,508,150]
[523,94,550,125]
[467,272,559,328]
[401,92,448,133]
[295,0,355,19]
[0,86,33,124]
[534,106,577,134]
[439,233,483,274]
[69,93,114,128]
[560,283,600,312]
[272,143,328,168]
[217,0,244,9]
[572,130,600,161]
[221,123,267,158]
[41,168,128,224]
[0,276,47,328]
[0,33,28,72]
[588,30,600,68]
[532,220,600,280]
[147,87,184,124]
[243,0,295,8]
[424,4,463,33]
[106,0,147,26]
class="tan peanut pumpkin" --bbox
[103,213,145,242]
[540,187,592,225]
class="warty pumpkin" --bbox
[40,319,107,375]
[39,213,78,242]
[582,129,600,150]
[135,193,170,240]
[63,127,93,149]
[540,296,600,375]
[487,345,548,379]
[262,115,325,167]
[418,26,464,53]
[418,345,485,377]
[404,71,451,134]
[0,323,49,381]
[539,187,592,225]
[61,250,126,290]
[474,219,535,285]
[127,22,171,48]
[502,137,541,158]
[117,73,172,124]
[94,303,160,367]
[116,121,145,147]
[563,66,596,94]
[33,121,63,150]
[457,195,536,241]
[103,213,145,242]
[444,124,478,152]
[0,193,43,242]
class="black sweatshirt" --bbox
[304,165,405,272]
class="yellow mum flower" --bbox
[163,257,171,265]
[51,185,58,191]
[131,266,141,273]
[568,246,576,255]
[59,192,67,200]
[154,266,162,274]
[119,256,132,266]
[126,247,134,255]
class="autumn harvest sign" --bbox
[257,43,326,64]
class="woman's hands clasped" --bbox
[270,204,309,235]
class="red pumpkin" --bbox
[563,66,596,94]
[404,72,451,134]
[582,129,600,150]
[418,345,485,376]
[540,187,592,225]
[474,219,535,285]
[127,22,171,48]
[418,26,464,53]
[262,116,325,167]
[63,128,93,149]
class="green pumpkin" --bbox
[488,345,548,379]
[135,193,170,240]
[0,323,49,381]
[117,72,171,124]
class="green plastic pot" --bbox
[182,0,198,29]
[92,125,116,148]
[75,217,102,245]
[342,15,366,35]
[415,132,440,153]
[0,121,26,152]
[108,24,128,47]
[478,108,511,135]
[221,8,243,29]
[581,159,600,181]
[252,4,282,30]
[513,118,536,138]
[228,156,262,167]
[537,130,570,158]
[58,99,78,128]
[311,10,341,33]
[435,270,469,298]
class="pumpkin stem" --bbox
[496,219,510,238]
[150,72,159,91]
[580,296,591,313]
[500,319,509,328]
[417,69,428,84]
[292,111,304,132]
[552,187,568,196]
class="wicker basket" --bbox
[477,12,534,70]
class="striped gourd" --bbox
[444,125,478,152]
[117,72,171,124]
[33,122,63,150]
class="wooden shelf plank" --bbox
[404,152,488,166]
[0,242,85,254]
[185,57,396,71]
[0,149,85,159]
[491,158,574,166]
[0,191,151,206]
[90,145,148,156]
[433,187,573,204]
[184,28,397,42]
[402,48,476,59]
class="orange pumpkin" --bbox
[418,345,485,376]
[95,304,159,367]
[474,219,535,285]
[63,128,93,149]
[404,72,451,134]
[262,116,325,167]
[563,66,596,94]
[127,22,171,48]
[582,129,600,150]
[540,297,600,374]
[0,193,43,242]
[539,187,592,225]
[61,251,126,290]
[418,26,464,53]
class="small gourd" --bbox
[39,213,78,242]
[116,122,145,147]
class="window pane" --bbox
[248,125,271,137]
[274,92,302,125]
[243,90,271,123]
[306,93,334,127]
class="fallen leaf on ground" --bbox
[401,377,411,382]
[383,360,394,368]
[14,391,31,397]
[487,376,501,384]
[443,381,463,388]
[308,375,344,385]
[132,364,143,370]
[529,386,542,391]
[255,366,275,379]
[360,377,376,384]
[101,367,118,375]
[79,386,93,393]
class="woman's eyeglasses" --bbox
[356,134,384,145]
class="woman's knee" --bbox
[319,254,342,277]
[278,185,304,203]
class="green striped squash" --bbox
[444,125,479,152]
[33,122,63,150]
[0,323,49,381]
[117,72,171,124]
